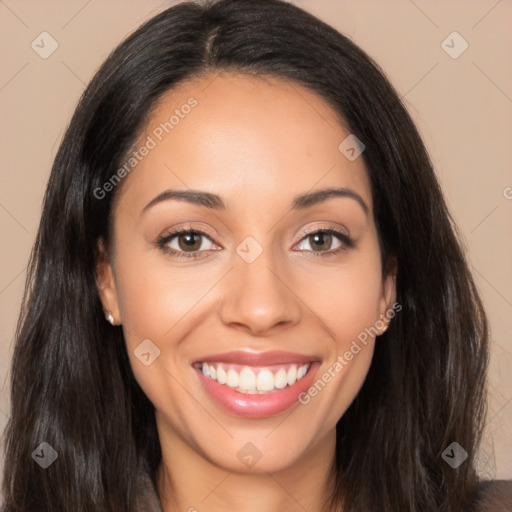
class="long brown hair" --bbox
[2,0,488,510]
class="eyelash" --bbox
[156,225,354,261]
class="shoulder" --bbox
[470,479,512,512]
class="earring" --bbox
[106,312,115,325]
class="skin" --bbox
[96,72,396,512]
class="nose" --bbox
[218,245,302,336]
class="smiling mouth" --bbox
[193,362,312,394]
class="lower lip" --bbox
[195,362,321,418]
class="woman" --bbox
[2,0,510,510]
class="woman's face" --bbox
[97,72,395,474]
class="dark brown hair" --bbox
[2,0,488,510]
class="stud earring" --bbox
[106,312,115,325]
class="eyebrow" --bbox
[141,187,369,216]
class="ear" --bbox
[95,238,122,325]
[376,257,397,334]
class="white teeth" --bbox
[216,365,227,385]
[274,368,288,389]
[239,368,256,391]
[198,362,311,394]
[226,369,239,388]
[287,365,297,386]
[256,369,274,391]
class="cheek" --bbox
[301,252,384,344]
[299,259,382,430]
[114,252,201,420]
[113,247,215,345]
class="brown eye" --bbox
[177,232,203,252]
[308,232,333,251]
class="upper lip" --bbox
[192,350,319,366]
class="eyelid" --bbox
[158,224,219,244]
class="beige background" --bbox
[0,0,511,479]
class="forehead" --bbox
[115,72,372,217]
